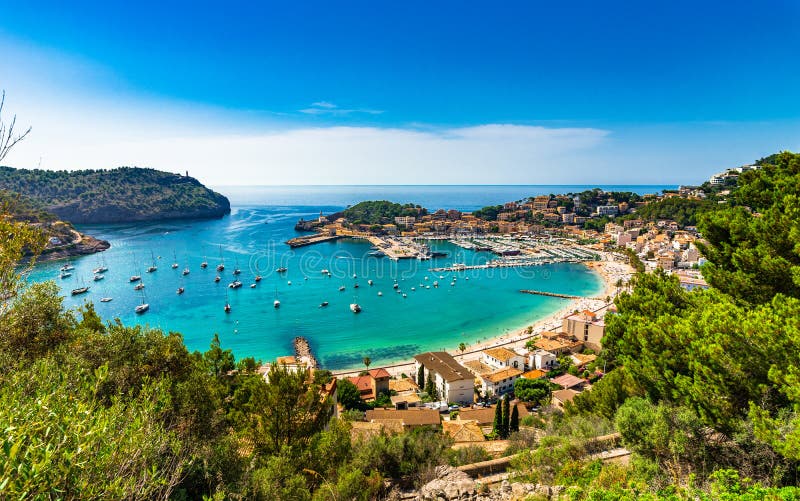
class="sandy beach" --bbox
[332,252,633,379]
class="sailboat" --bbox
[182,265,190,276]
[224,289,231,313]
[135,290,149,314]
[274,288,280,308]
[60,271,72,279]
[171,251,179,269]
[147,251,158,273]
[350,302,362,313]
[216,245,225,271]
[134,282,145,291]
[232,257,241,275]
[92,256,108,274]
[60,262,74,272]
[200,252,208,269]
[130,253,142,282]
[93,273,104,281]
[71,277,90,296]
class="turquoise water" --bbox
[26,185,670,369]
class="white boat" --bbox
[130,275,141,282]
[377,291,383,296]
[287,281,292,285]
[411,287,416,291]
[134,283,145,291]
[321,269,329,274]
[224,303,231,313]
[339,285,345,291]
[60,263,74,272]
[171,251,179,269]
[214,275,221,282]
[368,279,373,285]
[465,277,469,280]
[350,303,361,313]
[92,266,107,274]
[100,297,113,302]
[135,303,149,314]
[60,271,71,279]
[424,276,429,281]
[182,268,190,276]
[93,274,104,281]
[250,284,256,288]
[433,281,439,287]
[229,280,242,289]
[274,299,280,308]
[147,252,157,273]
[71,286,90,296]
[177,287,185,295]
[276,267,288,273]
[393,283,399,289]
[353,273,357,278]
[319,301,329,307]
[402,293,407,298]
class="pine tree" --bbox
[500,395,511,438]
[425,371,438,401]
[417,365,425,389]
[509,401,519,433]
[492,399,504,437]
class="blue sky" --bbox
[1,0,799,184]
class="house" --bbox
[552,389,579,409]
[345,367,391,401]
[562,310,605,351]
[528,349,557,370]
[390,393,422,410]
[482,347,525,371]
[458,402,530,434]
[570,353,597,370]
[442,420,485,443]
[521,369,547,380]
[550,374,587,391]
[535,332,583,355]
[479,367,523,397]
[365,408,441,430]
[414,352,475,404]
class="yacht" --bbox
[353,283,359,288]
[71,286,90,296]
[176,287,185,295]
[254,275,262,282]
[433,281,439,287]
[214,275,221,283]
[93,274,104,281]
[147,252,157,273]
[171,252,179,269]
[200,257,208,269]
[276,267,288,273]
[135,303,149,314]
[274,289,281,308]
[393,283,399,289]
[130,275,141,282]
[134,283,145,291]
[368,279,373,286]
[229,280,243,289]
[92,265,108,274]
[250,283,257,288]
[100,297,113,303]
[319,301,329,307]
[60,271,72,279]
[224,303,231,313]
[350,303,362,313]
[182,268,190,276]
[339,285,345,291]
[60,263,74,272]
[287,280,292,286]
[321,269,329,274]
[402,293,407,298]
[377,291,383,296]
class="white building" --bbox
[414,352,474,404]
[479,367,523,397]
[394,216,416,226]
[596,205,618,216]
[481,347,524,371]
[528,349,558,370]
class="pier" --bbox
[520,289,601,300]
[286,234,341,248]
[293,336,319,368]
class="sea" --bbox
[27,185,674,369]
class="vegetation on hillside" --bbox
[2,153,800,499]
[507,152,800,498]
[628,196,716,227]
[0,166,230,223]
[342,200,424,225]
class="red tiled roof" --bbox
[550,374,585,389]
[369,368,391,379]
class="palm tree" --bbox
[363,356,371,370]
[458,342,466,353]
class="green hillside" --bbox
[0,166,230,223]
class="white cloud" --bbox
[299,101,384,116]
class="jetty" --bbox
[293,336,319,368]
[520,289,601,300]
[286,234,341,248]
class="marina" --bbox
[26,203,605,370]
